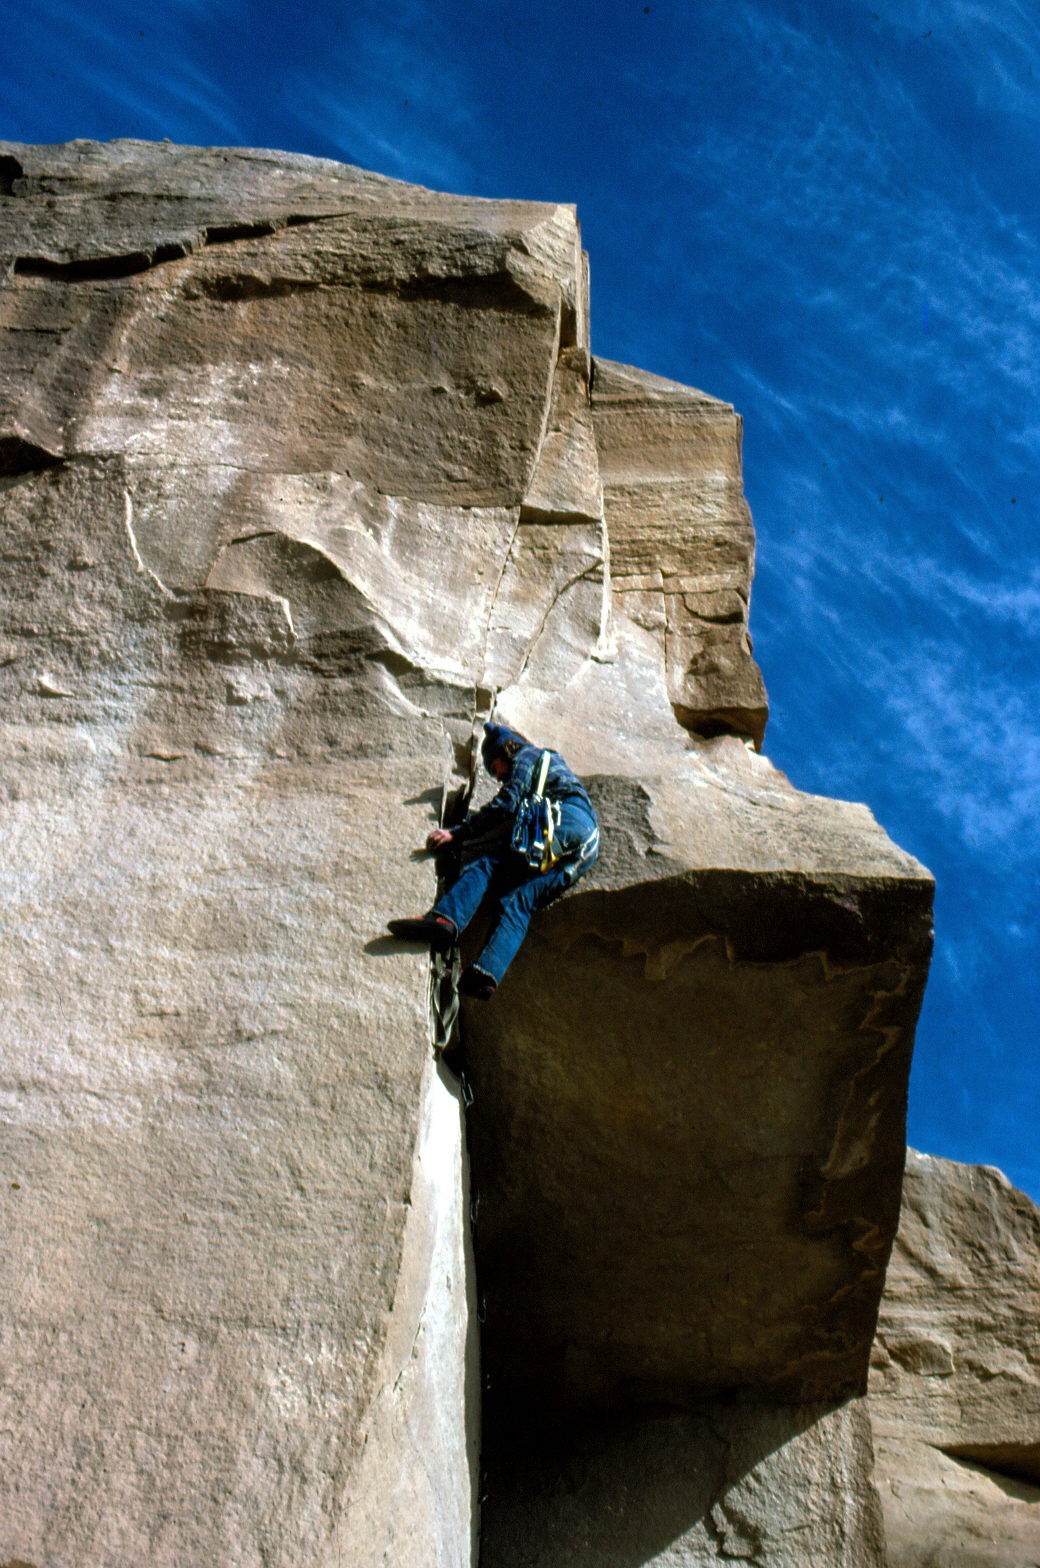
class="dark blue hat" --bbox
[481,722,526,770]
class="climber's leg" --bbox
[469,802,600,985]
[553,799,600,879]
[458,963,498,1000]
[428,853,500,938]
[472,861,572,985]
[388,853,501,946]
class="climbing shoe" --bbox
[387,913,457,950]
[458,965,496,1002]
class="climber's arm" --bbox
[424,787,515,853]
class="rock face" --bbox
[466,813,932,1419]
[0,140,933,1568]
[480,1399,887,1568]
[869,1150,1040,1567]
[593,359,767,746]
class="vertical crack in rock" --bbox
[333,1058,480,1568]
[122,484,173,597]
[476,511,522,714]
[509,560,603,687]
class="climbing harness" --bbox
[511,749,561,873]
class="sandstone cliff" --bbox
[0,140,934,1568]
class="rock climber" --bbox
[388,722,600,1000]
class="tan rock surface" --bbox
[0,452,477,1568]
[0,138,586,508]
[522,346,603,527]
[592,357,768,747]
[870,1150,1040,1471]
[0,139,934,1567]
[874,1434,1040,1568]
[1,137,582,1568]
[869,1151,1040,1566]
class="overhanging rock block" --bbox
[462,743,933,1418]
[592,357,768,747]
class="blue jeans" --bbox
[433,800,599,985]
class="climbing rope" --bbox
[428,941,462,1050]
[426,745,480,1056]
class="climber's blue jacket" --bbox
[451,732,596,851]
[431,725,600,986]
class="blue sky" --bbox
[5,0,1039,1198]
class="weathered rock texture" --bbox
[869,1150,1040,1566]
[593,359,767,746]
[466,841,932,1417]
[0,139,932,1568]
[480,1398,887,1568]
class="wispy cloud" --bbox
[613,5,1040,888]
[282,0,482,191]
[296,84,476,194]
[5,0,248,142]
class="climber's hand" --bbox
[426,827,454,851]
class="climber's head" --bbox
[481,722,527,779]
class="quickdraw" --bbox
[511,749,562,873]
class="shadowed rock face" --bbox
[868,1151,1040,1567]
[467,861,932,1416]
[0,139,931,1568]
[479,1398,887,1568]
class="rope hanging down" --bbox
[427,756,473,1051]
[428,941,461,1050]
